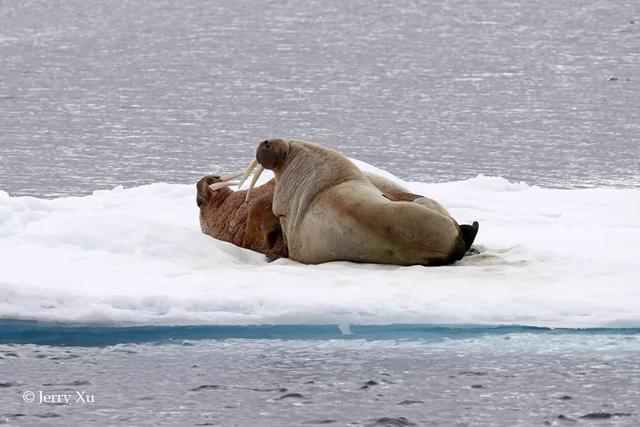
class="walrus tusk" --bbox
[209,181,240,191]
[220,170,245,182]
[237,159,258,189]
[245,165,264,201]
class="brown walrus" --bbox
[242,138,478,266]
[196,175,288,260]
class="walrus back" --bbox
[291,181,462,266]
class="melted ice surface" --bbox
[0,161,638,327]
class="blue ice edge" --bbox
[1,319,639,346]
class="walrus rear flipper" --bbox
[460,221,479,252]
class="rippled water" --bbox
[1,335,640,426]
[1,0,639,197]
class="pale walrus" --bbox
[243,138,479,266]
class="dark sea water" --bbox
[1,0,639,197]
[2,333,640,426]
[2,0,640,425]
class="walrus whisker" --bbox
[245,165,264,201]
[209,181,240,191]
[237,159,258,189]
[220,170,245,182]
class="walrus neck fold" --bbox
[272,140,366,246]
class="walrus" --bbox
[241,138,479,266]
[196,175,288,260]
[197,168,474,262]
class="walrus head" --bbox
[196,171,245,208]
[237,138,291,201]
[256,138,290,171]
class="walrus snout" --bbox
[257,138,287,170]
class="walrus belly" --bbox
[289,181,465,265]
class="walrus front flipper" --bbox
[264,231,289,262]
[460,221,479,252]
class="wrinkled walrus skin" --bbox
[196,176,288,260]
[251,139,479,266]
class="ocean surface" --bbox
[1,0,638,198]
[1,0,640,425]
[2,332,640,426]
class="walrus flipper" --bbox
[264,229,288,262]
[460,221,479,252]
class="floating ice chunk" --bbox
[0,160,638,328]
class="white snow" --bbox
[0,161,638,328]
